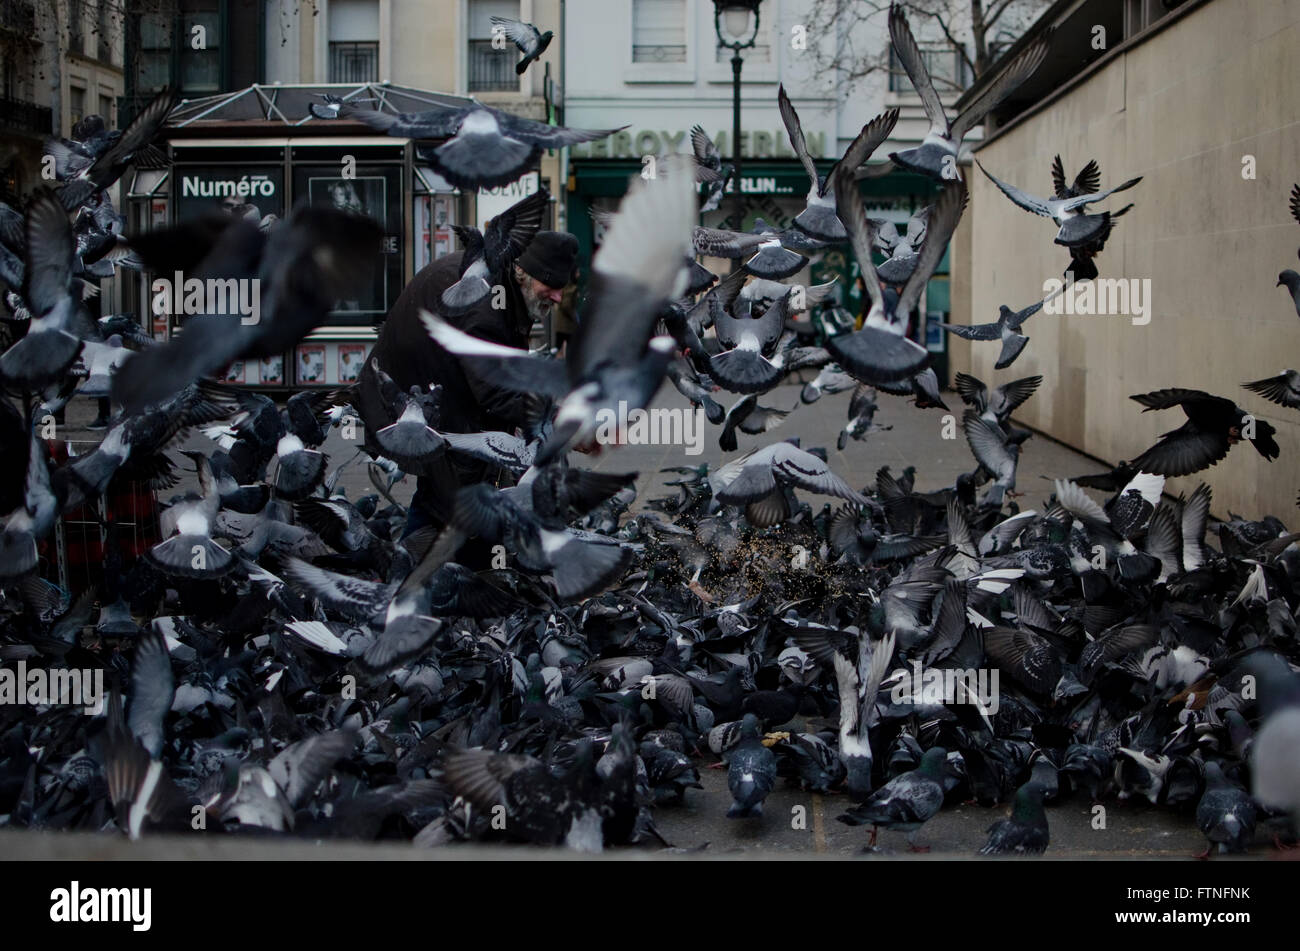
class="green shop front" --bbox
[565,155,951,380]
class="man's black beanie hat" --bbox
[517,231,579,289]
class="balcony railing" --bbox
[328,41,378,84]
[468,38,518,93]
[0,95,53,134]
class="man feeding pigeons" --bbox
[356,209,579,528]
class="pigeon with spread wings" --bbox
[711,440,870,527]
[489,14,553,75]
[825,165,966,385]
[887,3,1052,183]
[1279,184,1300,318]
[690,125,734,212]
[1129,388,1280,477]
[441,187,550,315]
[317,97,623,190]
[977,158,1142,249]
[778,85,898,242]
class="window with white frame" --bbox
[633,0,687,63]
[888,44,972,94]
[468,0,521,91]
[329,0,380,83]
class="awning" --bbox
[166,82,474,130]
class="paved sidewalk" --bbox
[55,376,1112,512]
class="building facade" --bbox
[949,0,1300,518]
[1,1,125,203]
[559,0,1028,365]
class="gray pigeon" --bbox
[979,780,1050,855]
[320,97,621,190]
[726,713,776,818]
[826,169,965,385]
[778,84,898,241]
[838,745,948,851]
[977,158,1142,249]
[1195,761,1257,857]
[490,15,553,75]
[887,3,1051,183]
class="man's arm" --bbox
[462,363,533,431]
[457,307,537,432]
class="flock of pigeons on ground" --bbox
[0,5,1298,857]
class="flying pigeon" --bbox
[489,15,554,75]
[977,158,1142,249]
[442,187,550,315]
[887,3,1052,182]
[825,167,966,385]
[1128,388,1280,477]
[319,97,623,190]
[778,85,898,241]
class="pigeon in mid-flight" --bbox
[977,159,1142,249]
[778,84,898,241]
[824,166,966,385]
[490,15,554,75]
[1050,156,1133,280]
[886,3,1052,183]
[690,125,733,212]
[711,439,870,527]
[45,87,178,208]
[1128,388,1280,477]
[0,190,86,389]
[1279,183,1300,317]
[872,206,928,285]
[1241,369,1300,409]
[442,187,550,314]
[938,290,1061,370]
[315,98,623,190]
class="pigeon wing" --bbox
[777,84,821,192]
[888,4,949,132]
[976,160,1053,217]
[949,28,1053,143]
[897,180,966,318]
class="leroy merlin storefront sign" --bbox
[570,128,827,160]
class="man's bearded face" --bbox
[516,267,564,327]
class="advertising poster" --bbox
[297,345,326,385]
[338,344,367,384]
[258,354,284,386]
[307,175,388,314]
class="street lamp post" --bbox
[713,1,761,242]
